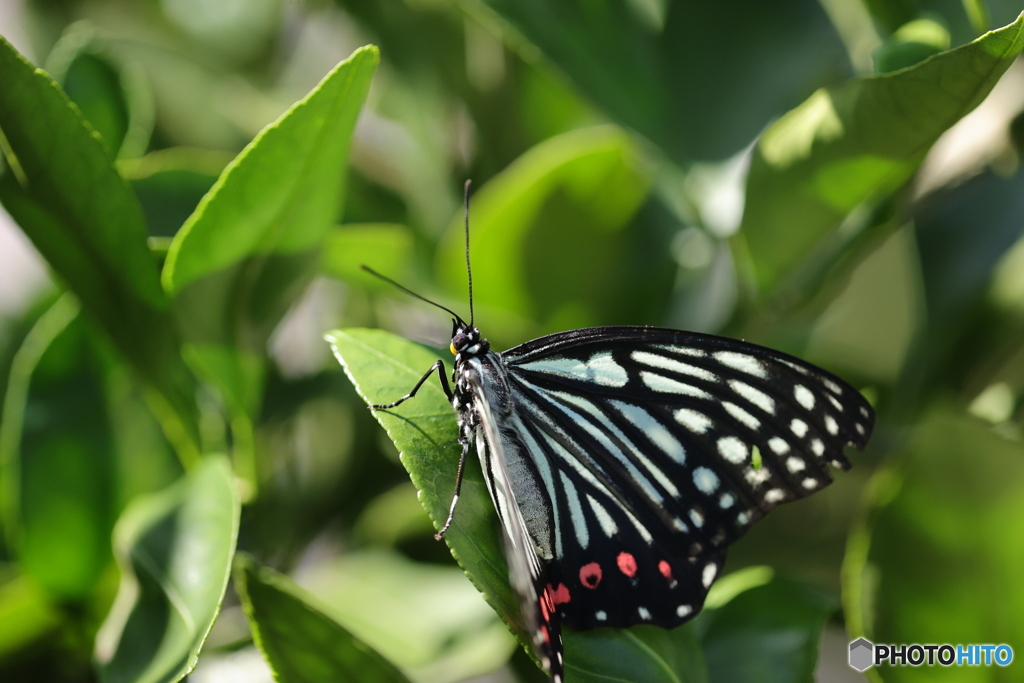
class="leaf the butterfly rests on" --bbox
[332,190,876,683]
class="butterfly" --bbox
[365,182,875,683]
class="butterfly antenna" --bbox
[464,179,475,328]
[360,265,465,323]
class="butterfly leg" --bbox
[435,432,470,540]
[370,360,453,409]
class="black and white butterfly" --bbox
[367,183,875,683]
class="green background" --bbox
[1,1,1023,681]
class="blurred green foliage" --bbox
[1,1,1024,682]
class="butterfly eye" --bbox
[450,342,458,355]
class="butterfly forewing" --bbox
[497,326,873,630]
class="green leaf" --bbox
[565,624,708,683]
[471,0,846,163]
[298,549,516,681]
[843,408,1024,683]
[0,295,116,599]
[696,570,837,683]
[872,18,951,73]
[162,46,378,420]
[0,35,199,462]
[234,554,413,683]
[327,329,710,682]
[320,223,415,291]
[95,455,240,683]
[45,22,154,159]
[436,126,657,345]
[0,573,62,658]
[741,11,1024,292]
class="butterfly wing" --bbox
[499,325,874,630]
[464,355,565,683]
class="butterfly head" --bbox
[450,319,489,357]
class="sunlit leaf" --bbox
[95,456,240,683]
[162,46,378,420]
[741,11,1024,291]
[0,35,199,462]
[235,555,412,683]
[0,573,61,658]
[45,22,153,159]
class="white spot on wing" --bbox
[521,352,627,387]
[719,493,735,509]
[811,438,825,456]
[675,408,713,434]
[672,517,689,532]
[641,371,710,397]
[824,414,839,435]
[588,494,618,538]
[702,563,718,588]
[856,423,866,435]
[768,437,789,454]
[717,436,748,464]
[790,418,809,438]
[745,467,770,486]
[823,378,843,395]
[794,385,815,409]
[724,401,760,429]
[609,400,686,465]
[693,466,720,494]
[638,606,652,620]
[728,379,775,414]
[560,471,589,550]
[737,511,751,525]
[633,350,717,382]
[786,456,806,473]
[677,604,693,617]
[827,394,843,411]
[802,477,819,489]
[714,351,767,377]
[764,488,785,504]
[596,610,607,621]
[689,509,704,528]
[654,344,705,357]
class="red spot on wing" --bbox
[551,583,571,605]
[617,552,638,577]
[579,562,603,588]
[658,560,673,580]
[540,625,550,643]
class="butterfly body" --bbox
[428,322,875,683]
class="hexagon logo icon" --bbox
[849,637,874,671]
